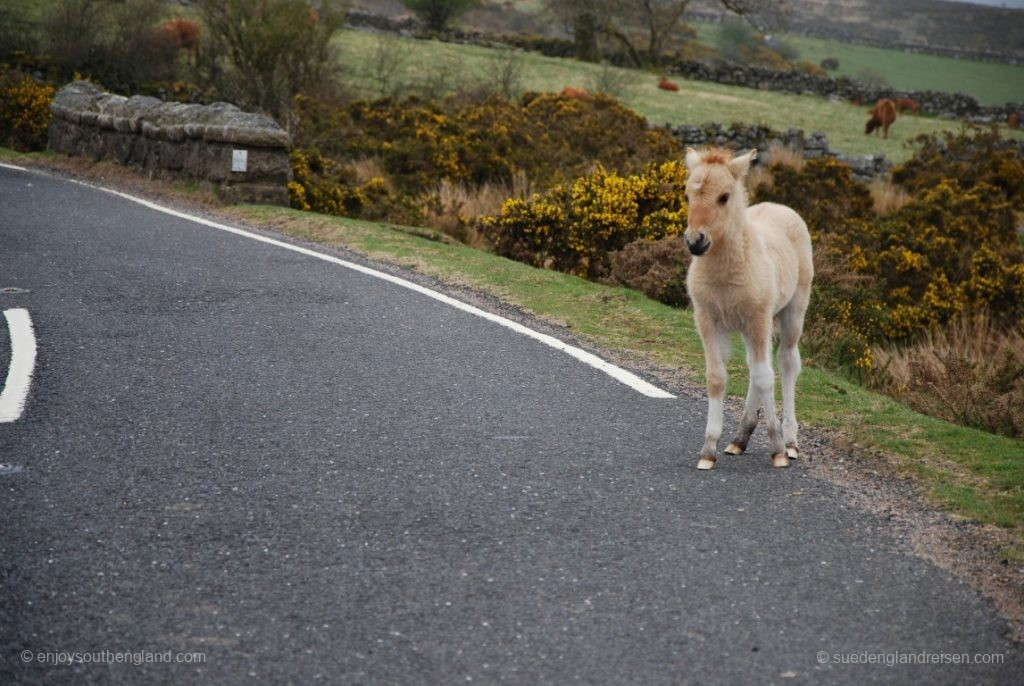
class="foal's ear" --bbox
[684,147,702,171]
[728,149,757,179]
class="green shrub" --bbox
[753,156,873,237]
[198,0,347,118]
[605,236,691,307]
[41,0,179,94]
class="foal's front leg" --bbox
[725,344,760,456]
[695,311,730,470]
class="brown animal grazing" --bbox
[658,76,680,92]
[559,87,589,100]
[895,97,920,117]
[865,98,897,139]
[683,147,813,470]
[154,18,201,61]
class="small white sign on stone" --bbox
[231,149,248,173]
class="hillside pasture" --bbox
[692,20,1024,106]
[332,29,1017,162]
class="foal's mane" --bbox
[698,148,732,166]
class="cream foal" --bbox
[683,147,813,470]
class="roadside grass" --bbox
[332,29,1001,162]
[225,203,1024,542]
[0,148,48,160]
[692,21,1024,106]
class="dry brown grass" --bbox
[342,157,395,190]
[764,140,805,171]
[747,165,774,195]
[869,177,910,216]
[872,314,1024,439]
[422,172,531,247]
[747,142,806,196]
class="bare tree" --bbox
[370,33,409,97]
[542,0,618,63]
[550,0,787,68]
[719,0,790,31]
[401,0,478,32]
[483,47,526,100]
[607,1,691,68]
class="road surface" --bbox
[1,165,1021,684]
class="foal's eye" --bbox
[718,193,730,206]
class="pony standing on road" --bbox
[683,148,813,470]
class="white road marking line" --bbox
[0,163,675,399]
[0,309,37,422]
[0,162,28,172]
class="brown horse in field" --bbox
[559,87,590,100]
[658,76,680,92]
[866,98,897,139]
[895,97,920,117]
[154,18,201,61]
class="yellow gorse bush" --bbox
[289,147,406,221]
[288,91,679,217]
[483,161,688,278]
[0,68,54,151]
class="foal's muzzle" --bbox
[686,232,710,256]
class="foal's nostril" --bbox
[687,232,710,256]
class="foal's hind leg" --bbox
[744,313,788,468]
[725,344,760,456]
[778,293,809,459]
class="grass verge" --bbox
[225,204,1024,541]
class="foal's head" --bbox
[682,147,756,256]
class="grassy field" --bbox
[215,201,1024,545]
[692,21,1024,106]
[333,29,1018,162]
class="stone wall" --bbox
[663,59,1021,123]
[663,121,889,179]
[48,81,292,205]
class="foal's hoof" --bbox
[772,452,791,468]
[724,442,744,455]
[785,444,800,460]
[697,456,717,470]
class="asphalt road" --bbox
[1,164,1021,685]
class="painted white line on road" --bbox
[0,309,37,422]
[0,162,29,172]
[0,164,675,399]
